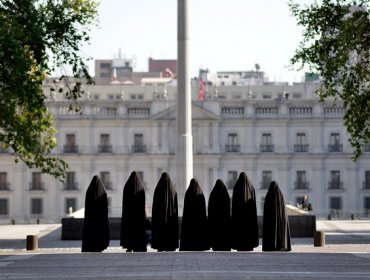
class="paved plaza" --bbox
[0,220,370,279]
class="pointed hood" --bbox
[231,172,259,251]
[82,175,110,252]
[208,179,231,251]
[180,178,209,251]
[263,181,291,251]
[151,172,179,251]
[120,171,147,252]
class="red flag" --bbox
[165,68,175,78]
[198,79,205,101]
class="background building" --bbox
[94,56,177,85]
[0,64,369,224]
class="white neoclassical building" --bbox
[0,80,369,223]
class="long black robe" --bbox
[208,179,231,251]
[231,172,259,251]
[81,175,110,252]
[180,178,209,251]
[120,171,147,252]
[151,172,179,251]
[262,181,291,251]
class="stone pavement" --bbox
[1,251,370,279]
[0,220,370,279]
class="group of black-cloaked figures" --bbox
[81,171,291,252]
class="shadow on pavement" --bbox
[1,220,370,251]
[38,225,81,249]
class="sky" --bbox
[81,0,314,83]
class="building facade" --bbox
[0,82,369,223]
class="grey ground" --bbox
[0,220,370,279]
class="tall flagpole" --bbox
[177,0,193,207]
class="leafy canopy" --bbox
[289,0,370,160]
[0,0,98,180]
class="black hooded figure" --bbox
[81,175,110,252]
[120,171,147,252]
[208,179,231,251]
[151,172,179,251]
[231,172,259,251]
[262,181,291,251]
[180,178,209,251]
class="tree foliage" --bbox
[289,0,370,160]
[0,0,98,180]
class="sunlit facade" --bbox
[0,81,369,223]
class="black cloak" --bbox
[262,181,291,251]
[120,171,147,252]
[231,172,259,251]
[151,172,179,251]
[81,175,110,252]
[208,179,231,251]
[180,178,210,251]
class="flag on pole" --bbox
[198,78,205,101]
[165,68,176,78]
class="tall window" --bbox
[64,134,78,153]
[329,171,342,189]
[0,199,9,215]
[31,172,43,190]
[66,134,75,145]
[65,172,77,190]
[227,171,238,189]
[133,134,145,153]
[261,133,274,152]
[99,134,112,153]
[261,133,272,144]
[329,133,342,152]
[65,198,77,214]
[0,172,9,190]
[101,171,111,190]
[364,171,370,190]
[228,133,238,145]
[135,134,143,146]
[226,133,240,152]
[31,198,43,215]
[296,133,306,144]
[329,197,342,216]
[296,171,308,189]
[295,133,308,152]
[261,171,272,189]
[364,197,370,217]
[330,133,340,145]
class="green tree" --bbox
[289,0,370,160]
[0,0,98,180]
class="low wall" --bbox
[62,215,316,240]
